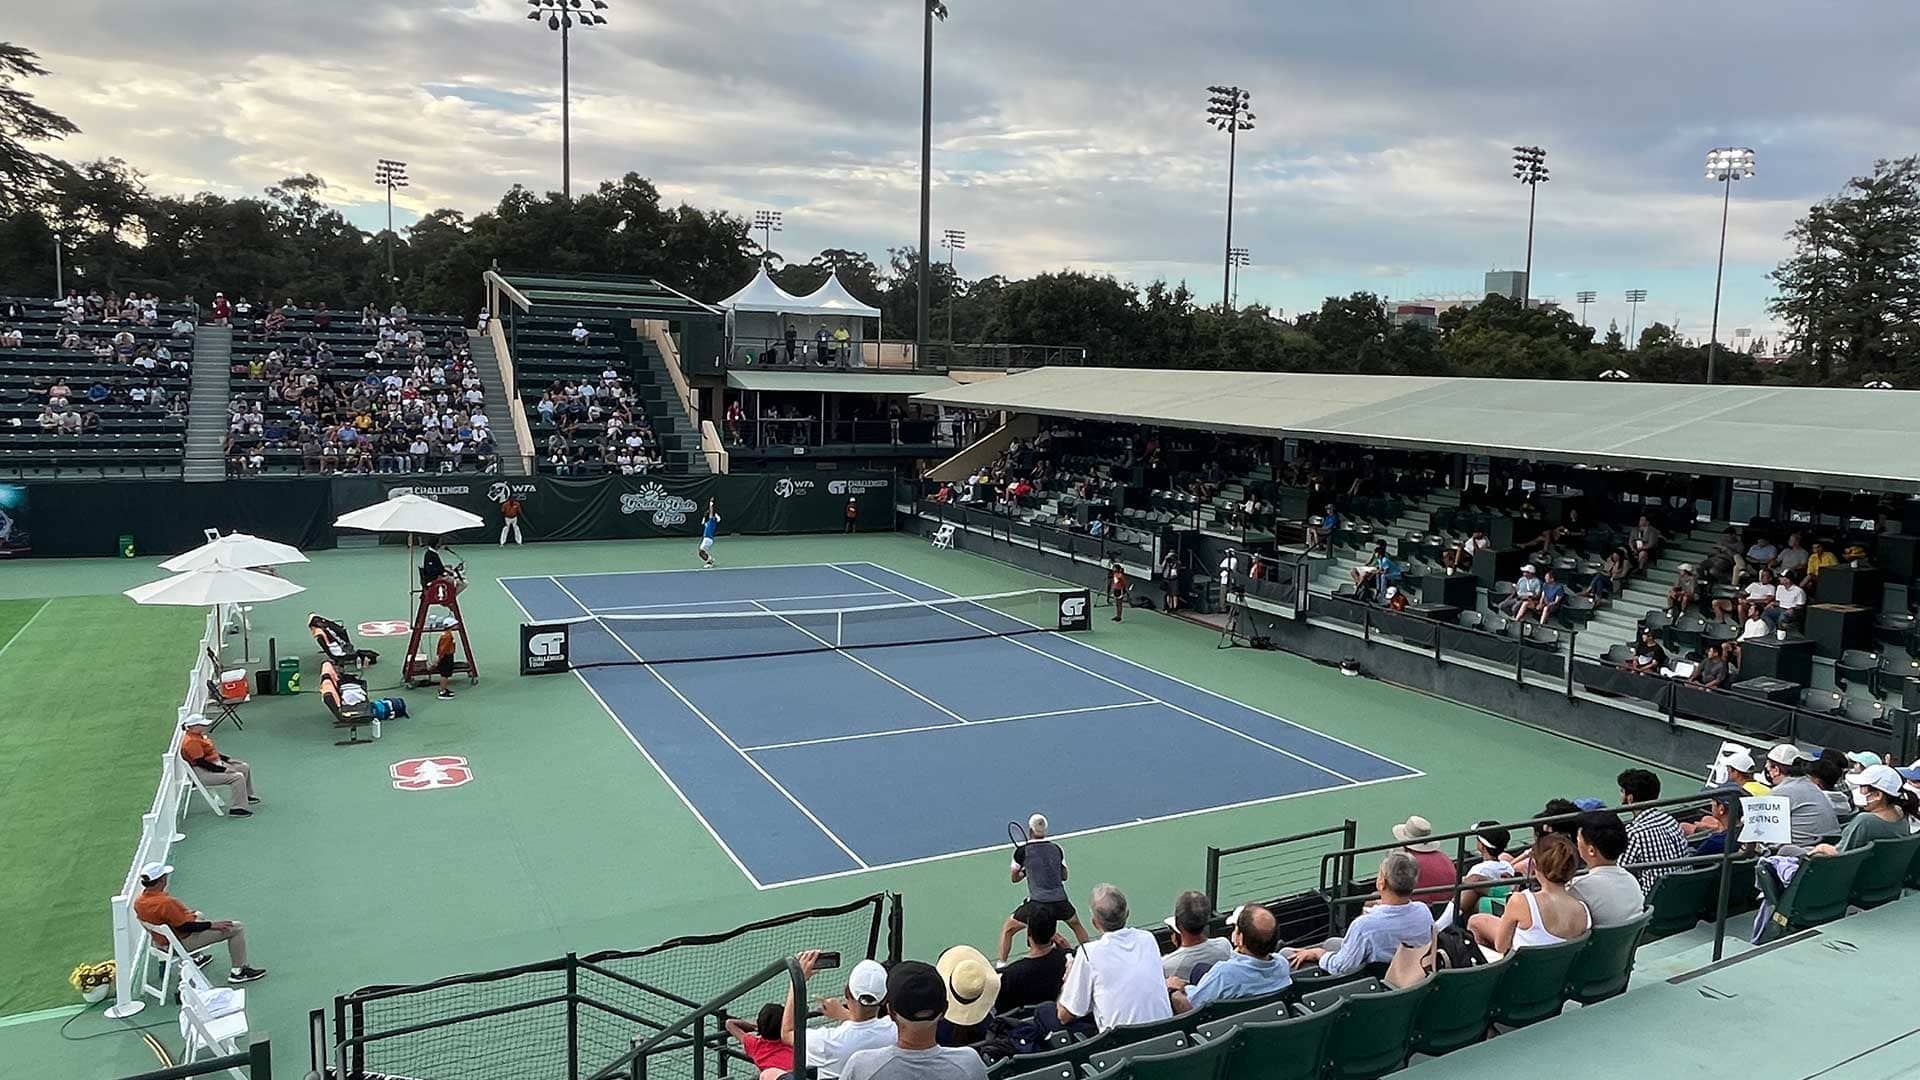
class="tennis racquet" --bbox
[1008,820,1029,867]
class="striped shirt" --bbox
[1623,808,1691,896]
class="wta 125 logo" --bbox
[620,483,699,526]
[774,478,815,499]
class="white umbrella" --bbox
[159,532,309,573]
[127,567,305,666]
[334,493,486,602]
[334,493,485,535]
[125,566,306,606]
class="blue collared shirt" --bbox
[1184,952,1292,1010]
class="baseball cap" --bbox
[1723,748,1757,774]
[1521,564,1536,573]
[845,959,887,1006]
[885,960,948,1023]
[1767,743,1811,766]
[1899,765,1920,784]
[1844,751,1883,768]
[1846,764,1904,796]
[180,714,209,730]
[139,862,173,882]
[1385,586,1399,599]
[1572,797,1606,811]
[1677,563,1694,572]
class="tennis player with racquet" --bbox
[996,813,1091,965]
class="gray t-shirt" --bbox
[1162,936,1233,981]
[840,1045,987,1080]
[1568,866,1647,928]
[1018,840,1068,903]
[1772,776,1841,846]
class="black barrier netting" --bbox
[333,894,893,1080]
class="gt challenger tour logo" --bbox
[620,483,700,526]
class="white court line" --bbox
[591,590,890,613]
[0,599,51,660]
[498,562,848,582]
[830,564,1363,785]
[760,772,1419,891]
[746,599,972,726]
[740,699,1155,753]
[495,578,768,889]
[851,561,1427,781]
[545,575,870,871]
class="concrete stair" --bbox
[469,330,525,476]
[183,326,231,482]
[632,339,708,475]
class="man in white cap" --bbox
[131,863,266,983]
[1500,565,1541,617]
[1761,743,1840,846]
[781,951,895,1079]
[570,321,590,345]
[179,714,256,815]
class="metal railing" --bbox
[714,338,1086,373]
[1205,821,1357,912]
[726,417,961,450]
[1314,789,1746,962]
[917,498,1156,569]
[585,956,811,1080]
[1308,589,1578,689]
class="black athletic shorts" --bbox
[1014,898,1077,925]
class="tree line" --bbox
[0,43,1911,386]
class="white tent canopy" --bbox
[720,267,882,363]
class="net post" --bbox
[886,893,905,964]
[566,953,580,1080]
[1203,847,1221,911]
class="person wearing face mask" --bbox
[1803,765,1918,856]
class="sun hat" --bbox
[935,946,1000,1027]
[1391,815,1439,852]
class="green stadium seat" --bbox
[1488,935,1587,1029]
[1084,1030,1196,1075]
[1847,835,1920,909]
[994,1028,1112,1076]
[1408,958,1509,1056]
[1209,1003,1342,1080]
[1643,866,1717,939]
[1093,1029,1236,1080]
[1563,911,1652,1005]
[998,1063,1075,1080]
[1322,977,1434,1080]
[1756,848,1872,943]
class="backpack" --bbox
[1432,923,1485,969]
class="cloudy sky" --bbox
[21,1,1918,342]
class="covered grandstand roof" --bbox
[914,367,1920,492]
[727,370,955,395]
[493,271,721,316]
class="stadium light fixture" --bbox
[1228,246,1251,307]
[1625,288,1648,348]
[752,209,783,264]
[1206,86,1255,310]
[1575,289,1596,327]
[942,228,967,345]
[1511,146,1548,306]
[526,0,611,200]
[1703,146,1755,385]
[374,159,409,286]
[917,1,950,361]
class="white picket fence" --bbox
[106,609,220,1018]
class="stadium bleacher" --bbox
[0,294,195,477]
[511,314,680,475]
[220,304,492,475]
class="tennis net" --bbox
[556,587,1083,669]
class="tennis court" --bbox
[502,561,1420,888]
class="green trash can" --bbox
[276,656,301,695]
[119,533,136,558]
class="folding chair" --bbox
[178,979,249,1072]
[177,758,231,819]
[203,649,249,731]
[139,921,212,1006]
[931,523,957,550]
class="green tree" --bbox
[0,43,78,215]
[1770,158,1920,384]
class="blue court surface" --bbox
[501,562,1420,888]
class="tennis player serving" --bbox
[697,499,721,568]
[995,813,1091,965]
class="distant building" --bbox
[1391,304,1438,330]
[1484,270,1528,301]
